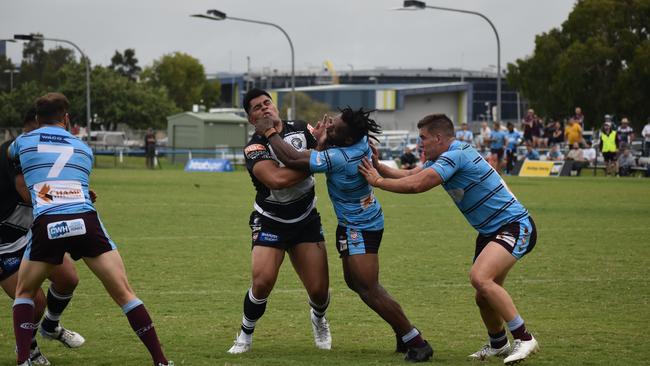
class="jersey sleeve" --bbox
[244,137,274,171]
[6,139,22,173]
[428,150,461,182]
[309,148,345,173]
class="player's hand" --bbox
[254,118,275,136]
[89,189,97,203]
[369,143,380,168]
[312,117,328,150]
[359,158,382,187]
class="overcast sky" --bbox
[1,0,576,75]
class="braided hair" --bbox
[339,106,382,143]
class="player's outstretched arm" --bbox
[252,160,310,190]
[368,145,421,178]
[253,118,312,170]
[359,158,441,194]
[14,174,31,204]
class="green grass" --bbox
[1,170,649,365]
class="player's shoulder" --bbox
[284,119,309,132]
[244,134,271,161]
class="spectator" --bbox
[522,109,535,145]
[144,128,156,169]
[564,119,583,146]
[642,118,650,157]
[455,122,474,145]
[582,141,597,167]
[617,147,636,176]
[71,123,80,136]
[599,122,619,176]
[399,147,417,170]
[573,107,585,129]
[546,144,565,161]
[566,142,588,176]
[488,121,507,173]
[532,115,544,148]
[547,121,564,146]
[476,121,491,152]
[505,122,522,174]
[524,142,540,160]
[617,118,634,147]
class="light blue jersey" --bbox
[8,126,95,218]
[309,136,384,231]
[425,140,529,235]
[490,130,507,149]
[506,130,522,151]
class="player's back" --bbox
[10,126,95,218]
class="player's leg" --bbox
[14,259,53,365]
[41,254,85,348]
[342,254,433,361]
[288,240,331,349]
[83,250,171,366]
[228,245,285,354]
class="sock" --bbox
[241,288,267,335]
[309,291,330,318]
[401,328,426,348]
[507,315,533,341]
[13,298,36,364]
[41,286,74,333]
[122,299,167,365]
[488,329,508,349]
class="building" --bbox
[166,112,249,149]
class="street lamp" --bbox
[191,9,296,119]
[14,34,92,139]
[398,0,502,122]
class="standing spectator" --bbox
[488,121,507,173]
[505,122,522,174]
[616,118,634,147]
[531,115,544,148]
[617,147,636,176]
[524,142,540,160]
[399,147,417,170]
[522,109,535,145]
[477,121,492,152]
[566,143,588,176]
[547,121,564,146]
[546,144,565,161]
[144,128,156,169]
[71,123,80,136]
[455,122,474,145]
[582,141,597,167]
[642,118,650,157]
[573,107,585,129]
[564,119,583,146]
[599,122,619,176]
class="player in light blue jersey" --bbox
[7,93,173,366]
[359,114,539,365]
[254,107,433,362]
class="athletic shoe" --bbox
[30,347,51,366]
[468,341,511,360]
[157,362,174,366]
[18,359,33,366]
[40,325,85,348]
[404,340,434,362]
[310,309,332,350]
[227,332,252,354]
[503,337,539,365]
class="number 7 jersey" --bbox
[8,126,95,218]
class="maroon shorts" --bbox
[27,211,116,264]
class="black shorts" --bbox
[474,216,537,262]
[28,211,116,265]
[602,152,617,162]
[335,225,383,257]
[0,247,26,282]
[249,209,325,250]
[491,148,504,160]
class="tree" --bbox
[280,92,332,124]
[202,79,222,109]
[109,48,141,81]
[507,0,650,130]
[142,52,209,111]
[0,81,48,128]
[18,36,76,89]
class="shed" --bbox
[166,112,249,149]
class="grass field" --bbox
[1,167,649,366]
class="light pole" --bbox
[14,34,92,139]
[191,9,296,119]
[399,0,502,122]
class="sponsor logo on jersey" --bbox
[47,218,87,240]
[258,232,279,243]
[34,181,84,206]
[245,144,266,154]
[39,134,69,144]
[290,137,303,149]
[360,193,375,209]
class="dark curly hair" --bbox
[339,106,382,143]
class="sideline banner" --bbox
[184,158,233,172]
[518,160,565,177]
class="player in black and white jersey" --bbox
[227,89,331,354]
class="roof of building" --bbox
[167,112,248,123]
[271,81,470,93]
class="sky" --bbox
[1,0,577,75]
